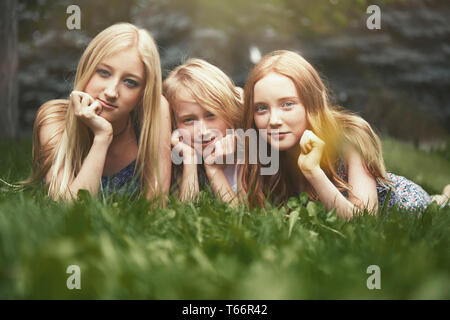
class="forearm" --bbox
[66,135,111,199]
[205,168,238,206]
[159,155,172,195]
[145,143,172,201]
[151,98,172,199]
[145,161,171,201]
[304,168,358,220]
[179,164,199,201]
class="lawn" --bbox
[0,138,449,299]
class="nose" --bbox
[193,120,208,141]
[199,121,209,137]
[269,109,282,127]
[104,81,119,100]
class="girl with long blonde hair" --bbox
[163,58,244,204]
[23,23,172,200]
[242,50,446,218]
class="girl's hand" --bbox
[71,91,113,140]
[298,130,325,177]
[203,132,236,171]
[171,129,198,165]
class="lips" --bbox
[97,98,118,110]
[201,137,215,147]
[269,131,290,138]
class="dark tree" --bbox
[0,0,18,139]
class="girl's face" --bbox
[253,72,308,151]
[173,88,229,154]
[84,46,145,126]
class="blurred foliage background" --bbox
[17,0,450,146]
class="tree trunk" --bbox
[0,0,18,140]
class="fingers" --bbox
[70,91,82,114]
[299,130,324,154]
[203,133,236,166]
[90,101,102,115]
[71,91,94,105]
[214,133,236,157]
[171,137,198,165]
[71,91,96,117]
[171,129,198,163]
[81,93,90,108]
[171,140,184,156]
[204,153,216,165]
[171,130,182,147]
[299,130,312,154]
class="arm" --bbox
[171,129,200,201]
[204,166,239,206]
[298,130,378,219]
[48,135,111,199]
[344,145,379,212]
[303,169,355,219]
[203,133,239,206]
[43,92,113,200]
[179,163,200,201]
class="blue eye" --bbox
[183,118,194,124]
[283,101,294,108]
[124,79,139,88]
[206,113,215,118]
[97,69,110,77]
[255,105,267,112]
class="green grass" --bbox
[0,138,449,299]
[382,137,450,195]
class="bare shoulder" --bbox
[342,141,370,168]
[343,144,376,183]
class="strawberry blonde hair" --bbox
[241,50,388,207]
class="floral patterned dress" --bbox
[336,161,432,211]
[100,159,139,196]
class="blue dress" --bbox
[101,123,141,196]
[336,162,432,211]
[100,159,140,196]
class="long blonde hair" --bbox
[23,23,163,198]
[163,58,243,190]
[242,50,387,207]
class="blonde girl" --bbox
[163,58,244,204]
[22,23,172,200]
[242,50,447,219]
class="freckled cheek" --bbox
[291,109,308,133]
[253,115,268,129]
